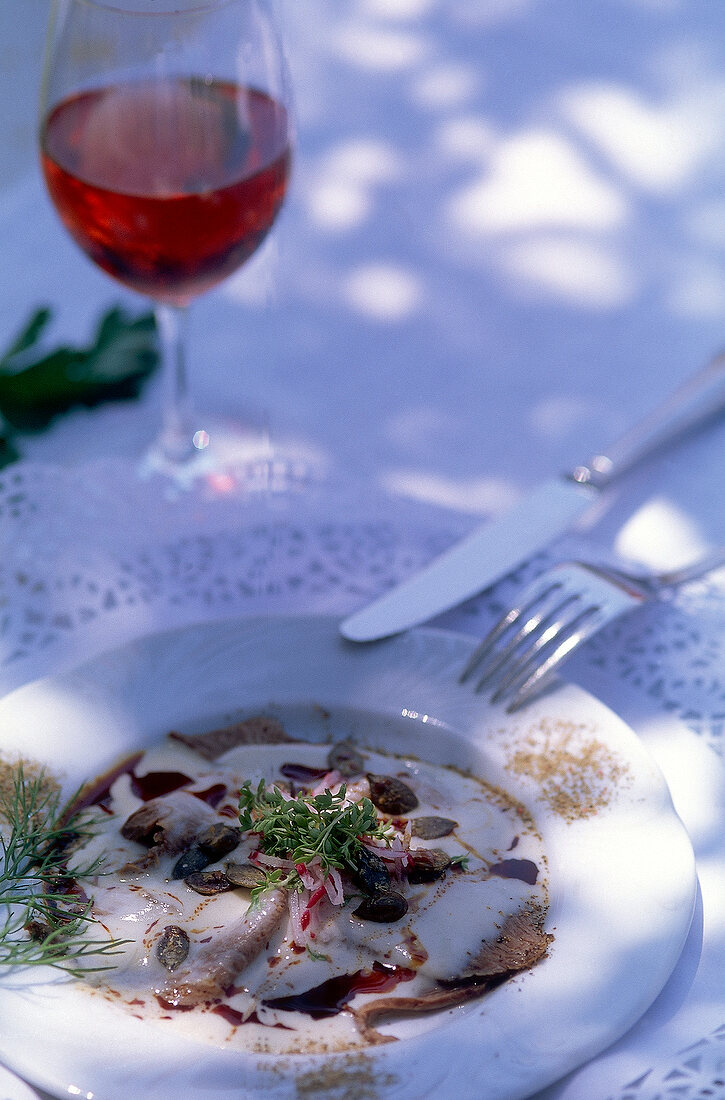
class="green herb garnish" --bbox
[0,764,126,975]
[238,779,395,899]
[306,944,331,962]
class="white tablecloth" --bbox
[0,461,723,1100]
[4,3,725,1098]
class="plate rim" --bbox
[0,613,697,1100]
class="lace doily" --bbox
[0,460,465,689]
[2,460,725,760]
[3,458,725,1100]
[443,554,725,761]
[616,1026,725,1100]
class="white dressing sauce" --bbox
[67,731,549,1053]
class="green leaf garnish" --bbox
[2,307,53,361]
[0,305,159,464]
[306,944,331,962]
[0,763,127,975]
[238,779,395,899]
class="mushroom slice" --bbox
[119,791,219,872]
[158,888,288,1007]
[168,717,293,761]
[327,740,365,778]
[354,904,552,1044]
[460,904,552,979]
[353,980,499,1045]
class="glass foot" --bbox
[138,413,315,499]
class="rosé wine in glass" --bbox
[39,0,293,480]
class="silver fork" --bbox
[460,547,725,712]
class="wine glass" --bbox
[39,0,293,487]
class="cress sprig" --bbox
[238,779,394,897]
[0,764,127,975]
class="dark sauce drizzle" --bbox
[263,962,416,1019]
[130,771,193,801]
[67,758,229,814]
[212,1005,294,1030]
[488,858,539,885]
[279,762,330,784]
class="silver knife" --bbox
[341,349,725,641]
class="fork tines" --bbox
[459,574,604,711]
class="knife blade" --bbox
[340,348,725,641]
[341,478,595,641]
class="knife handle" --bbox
[569,348,725,489]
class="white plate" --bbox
[0,615,696,1100]
[0,1065,41,1100]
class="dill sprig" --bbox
[238,779,394,897]
[0,763,126,975]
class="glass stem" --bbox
[155,302,195,464]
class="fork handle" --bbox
[568,349,725,489]
[657,545,725,588]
